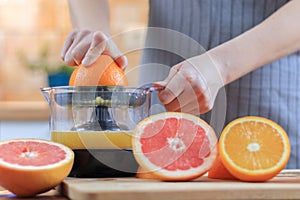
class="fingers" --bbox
[81,31,107,67]
[61,30,91,66]
[158,59,216,115]
[162,89,213,114]
[61,30,76,64]
[157,64,184,104]
[61,30,128,69]
[163,81,212,114]
[102,37,128,69]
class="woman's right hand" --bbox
[61,29,127,69]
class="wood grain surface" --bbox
[61,170,300,200]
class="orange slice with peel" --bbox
[208,155,237,180]
[0,138,74,197]
[132,112,218,181]
[219,116,290,182]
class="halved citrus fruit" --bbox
[0,138,74,197]
[136,166,158,179]
[132,112,218,181]
[207,155,237,180]
[219,116,290,182]
[69,55,128,86]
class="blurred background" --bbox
[0,0,148,101]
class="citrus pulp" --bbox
[0,138,74,197]
[219,116,290,182]
[132,112,218,181]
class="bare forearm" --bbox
[209,0,300,85]
[68,0,110,35]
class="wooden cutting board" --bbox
[61,170,300,200]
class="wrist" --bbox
[206,50,228,87]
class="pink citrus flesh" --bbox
[0,139,74,197]
[133,112,218,181]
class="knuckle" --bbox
[80,29,92,36]
[65,30,77,42]
[68,29,78,37]
[185,74,198,85]
[93,31,108,42]
[74,30,92,41]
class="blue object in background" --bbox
[47,72,70,87]
[47,65,74,87]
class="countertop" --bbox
[62,170,300,200]
[0,187,66,200]
[1,170,300,200]
[0,101,49,121]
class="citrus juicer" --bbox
[40,85,163,177]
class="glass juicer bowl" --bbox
[41,85,157,178]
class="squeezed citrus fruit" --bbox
[0,139,74,197]
[69,55,128,86]
[219,116,290,182]
[132,112,218,181]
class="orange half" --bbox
[219,116,290,182]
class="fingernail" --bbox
[81,58,89,67]
[65,57,74,66]
[82,56,95,67]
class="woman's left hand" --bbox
[156,53,224,115]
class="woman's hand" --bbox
[61,29,127,69]
[156,53,225,115]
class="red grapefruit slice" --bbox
[0,139,74,197]
[132,112,218,181]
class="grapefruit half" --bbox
[132,112,218,181]
[0,139,74,197]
